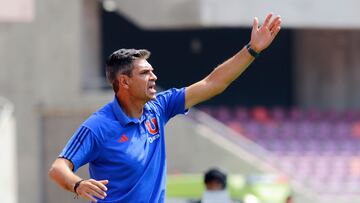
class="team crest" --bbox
[145,117,159,135]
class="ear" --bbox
[118,74,130,89]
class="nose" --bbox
[150,71,157,81]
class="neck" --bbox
[116,93,146,119]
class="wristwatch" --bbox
[246,43,260,58]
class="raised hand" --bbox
[250,13,282,53]
[76,179,109,202]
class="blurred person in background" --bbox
[48,13,281,203]
[285,195,293,203]
[192,168,241,203]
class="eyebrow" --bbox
[139,67,154,73]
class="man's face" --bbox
[206,181,224,191]
[126,59,158,102]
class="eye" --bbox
[140,69,153,75]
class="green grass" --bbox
[167,174,290,203]
[167,174,204,198]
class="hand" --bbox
[76,179,109,202]
[250,13,282,52]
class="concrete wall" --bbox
[294,29,360,110]
[0,0,105,202]
[113,0,360,29]
[41,107,93,203]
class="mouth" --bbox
[148,84,157,93]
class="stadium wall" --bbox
[294,29,360,110]
[0,0,105,202]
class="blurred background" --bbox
[1,0,360,203]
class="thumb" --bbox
[99,180,109,185]
[252,17,259,33]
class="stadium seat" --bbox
[199,106,360,195]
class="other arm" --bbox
[48,158,108,202]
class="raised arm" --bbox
[185,13,282,109]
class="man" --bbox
[204,168,227,191]
[285,195,293,203]
[198,168,238,203]
[48,13,281,202]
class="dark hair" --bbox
[204,168,227,189]
[105,48,151,93]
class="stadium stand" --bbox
[199,106,360,197]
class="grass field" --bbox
[167,173,290,203]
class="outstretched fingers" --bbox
[268,15,281,32]
[252,17,259,33]
[250,12,282,52]
[270,17,282,38]
[262,13,273,28]
[272,25,281,38]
